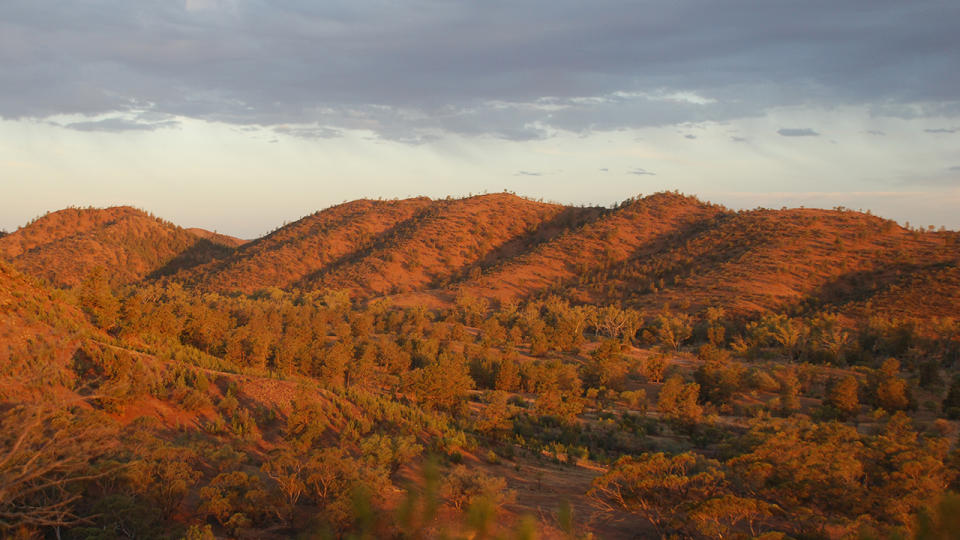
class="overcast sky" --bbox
[2,0,959,237]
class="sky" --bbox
[1,1,959,238]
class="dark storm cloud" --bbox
[778,128,820,137]
[1,0,958,141]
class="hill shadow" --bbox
[148,238,238,279]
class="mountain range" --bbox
[3,192,956,321]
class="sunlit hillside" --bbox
[2,193,959,539]
[0,207,241,288]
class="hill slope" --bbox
[4,195,958,324]
[449,192,725,304]
[560,207,960,318]
[171,198,437,293]
[159,194,960,322]
[0,207,239,287]
[0,262,93,390]
[301,193,572,296]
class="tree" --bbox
[304,448,389,528]
[319,341,352,389]
[777,366,801,415]
[475,391,514,439]
[694,344,742,406]
[826,375,860,420]
[704,307,727,347]
[360,434,422,474]
[810,313,850,364]
[0,404,118,532]
[728,419,865,516]
[261,447,307,519]
[689,494,773,539]
[549,302,596,351]
[479,317,507,347]
[942,376,960,419]
[494,352,521,392]
[76,267,120,330]
[870,358,911,412]
[657,375,703,424]
[377,338,412,377]
[305,448,354,503]
[595,306,641,342]
[582,339,628,391]
[442,466,514,512]
[769,315,806,361]
[865,413,950,525]
[406,352,475,413]
[126,442,200,520]
[535,388,585,425]
[642,353,669,383]
[656,312,693,351]
[455,292,489,327]
[589,452,724,536]
[198,471,270,532]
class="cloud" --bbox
[515,170,542,176]
[925,128,958,134]
[273,125,342,140]
[866,130,886,136]
[58,116,179,132]
[599,168,609,172]
[684,134,697,139]
[0,1,958,141]
[777,128,820,137]
[949,166,960,172]
[730,136,748,142]
[629,168,656,176]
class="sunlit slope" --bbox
[565,207,960,317]
[449,192,725,303]
[0,207,237,287]
[174,198,436,293]
[0,262,93,383]
[301,193,569,296]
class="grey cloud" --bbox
[599,168,609,172]
[731,136,748,142]
[778,128,820,137]
[949,166,960,172]
[59,116,179,132]
[515,171,542,176]
[1,1,959,141]
[629,168,656,176]
[274,125,342,140]
[925,128,958,134]
[684,134,697,139]
[866,130,886,136]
